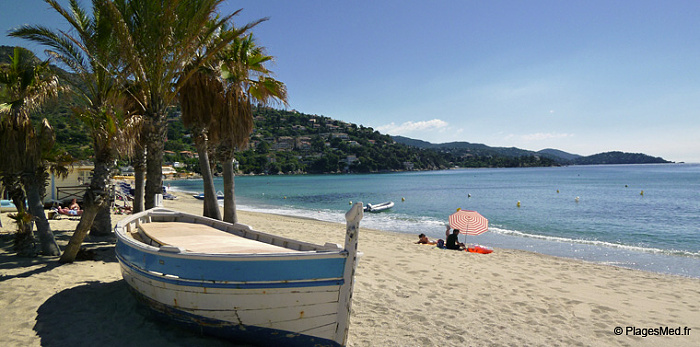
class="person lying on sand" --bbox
[415,233,437,245]
[57,207,82,216]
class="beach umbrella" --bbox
[449,210,488,243]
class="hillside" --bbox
[392,136,671,165]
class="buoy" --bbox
[516,201,521,208]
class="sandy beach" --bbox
[1,193,699,347]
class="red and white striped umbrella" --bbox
[449,210,488,236]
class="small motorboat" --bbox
[364,201,394,212]
[192,191,224,200]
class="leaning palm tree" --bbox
[213,35,287,223]
[10,0,144,262]
[104,0,263,210]
[0,46,64,256]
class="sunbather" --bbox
[57,206,82,216]
[415,233,437,245]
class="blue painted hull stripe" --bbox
[118,254,345,289]
[116,241,346,282]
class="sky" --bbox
[2,1,700,162]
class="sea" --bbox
[167,164,700,278]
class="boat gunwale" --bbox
[114,208,345,260]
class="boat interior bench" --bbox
[135,222,302,254]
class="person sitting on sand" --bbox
[68,198,80,210]
[445,229,466,250]
[415,233,437,245]
[57,199,83,216]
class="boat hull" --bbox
[364,201,394,213]
[118,256,344,346]
[114,207,363,346]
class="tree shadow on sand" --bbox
[0,232,117,283]
[35,280,251,347]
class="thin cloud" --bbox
[376,119,449,134]
[507,132,575,141]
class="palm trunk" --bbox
[217,145,237,224]
[144,120,165,210]
[59,188,100,263]
[3,178,35,255]
[132,147,146,213]
[60,158,113,262]
[24,176,60,256]
[5,181,27,214]
[88,158,114,236]
[222,157,237,224]
[194,135,220,219]
[90,207,112,235]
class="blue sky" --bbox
[2,1,700,162]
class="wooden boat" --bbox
[363,201,394,212]
[114,204,364,347]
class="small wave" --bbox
[490,227,700,259]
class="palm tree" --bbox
[0,46,64,256]
[213,35,287,223]
[10,0,143,262]
[178,65,224,220]
[104,0,263,210]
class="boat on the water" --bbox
[363,201,394,212]
[114,204,364,347]
[192,191,224,200]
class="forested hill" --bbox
[391,136,671,166]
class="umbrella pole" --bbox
[464,222,468,246]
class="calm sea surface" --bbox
[168,164,700,278]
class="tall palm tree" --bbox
[104,0,263,210]
[213,35,287,223]
[0,46,64,256]
[178,65,224,220]
[10,0,143,262]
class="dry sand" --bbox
[1,193,699,347]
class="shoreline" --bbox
[167,182,700,279]
[1,193,699,346]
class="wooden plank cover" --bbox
[139,222,301,254]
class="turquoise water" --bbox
[168,164,700,278]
